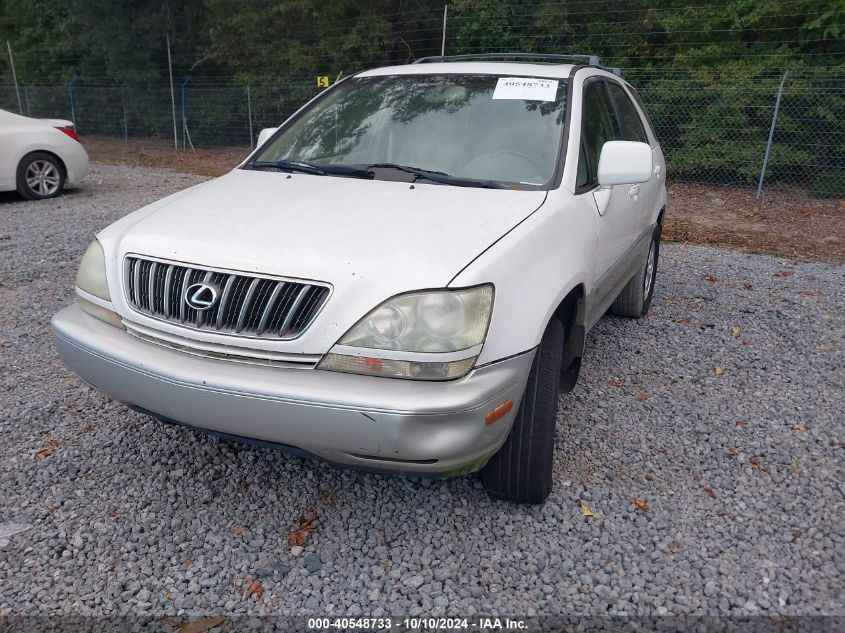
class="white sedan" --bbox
[0,108,89,199]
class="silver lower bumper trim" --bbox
[51,303,534,475]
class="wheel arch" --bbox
[552,283,586,393]
[17,149,68,180]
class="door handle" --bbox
[628,184,640,197]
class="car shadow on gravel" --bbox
[0,187,86,205]
[103,402,559,533]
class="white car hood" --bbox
[101,168,547,352]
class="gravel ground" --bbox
[0,164,843,620]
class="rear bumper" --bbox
[63,145,88,186]
[51,303,533,476]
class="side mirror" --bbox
[597,141,653,187]
[257,127,278,148]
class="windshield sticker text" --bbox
[492,77,559,101]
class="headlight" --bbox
[337,285,493,352]
[76,240,110,301]
[318,285,493,381]
[77,296,125,330]
[75,240,124,330]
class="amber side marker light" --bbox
[485,400,514,425]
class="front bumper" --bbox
[51,303,534,476]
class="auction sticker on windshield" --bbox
[492,77,558,101]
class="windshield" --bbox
[251,74,568,188]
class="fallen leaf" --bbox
[644,473,654,481]
[228,525,245,536]
[36,438,64,460]
[730,325,741,337]
[668,541,680,553]
[705,274,719,284]
[774,270,794,277]
[633,497,650,511]
[244,580,264,598]
[635,392,650,402]
[606,378,624,388]
[80,423,95,432]
[177,616,228,633]
[736,420,746,429]
[793,423,806,432]
[725,447,738,459]
[749,457,763,470]
[674,317,691,324]
[288,510,318,547]
[714,365,725,376]
[704,486,715,498]
[581,503,595,517]
[183,559,192,567]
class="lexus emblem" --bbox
[184,282,220,311]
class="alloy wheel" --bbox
[25,160,61,196]
[643,238,656,300]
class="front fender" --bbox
[450,192,597,366]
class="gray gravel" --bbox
[1,163,843,618]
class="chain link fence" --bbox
[2,70,843,197]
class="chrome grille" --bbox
[124,256,330,339]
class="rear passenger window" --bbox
[578,80,619,188]
[607,82,647,143]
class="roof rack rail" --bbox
[410,52,622,76]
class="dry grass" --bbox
[86,136,845,264]
[85,136,248,178]
[664,182,844,264]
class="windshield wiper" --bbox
[250,159,504,188]
[366,163,505,189]
[251,159,327,175]
[251,159,374,179]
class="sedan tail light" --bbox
[56,126,81,142]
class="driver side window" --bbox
[576,80,620,190]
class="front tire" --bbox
[481,318,564,504]
[610,223,661,318]
[17,152,65,200]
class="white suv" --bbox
[52,54,666,504]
